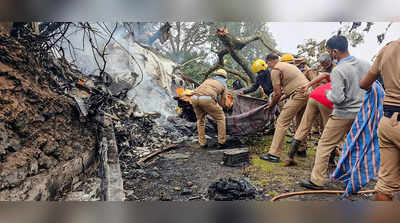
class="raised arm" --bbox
[360,51,382,90]
[242,76,261,94]
[298,72,330,94]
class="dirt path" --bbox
[121,133,375,201]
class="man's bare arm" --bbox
[360,70,379,90]
[265,84,282,110]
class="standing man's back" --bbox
[360,39,400,201]
[327,56,369,119]
[301,35,370,190]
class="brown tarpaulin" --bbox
[175,94,278,136]
[210,94,277,136]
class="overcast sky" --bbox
[268,22,400,62]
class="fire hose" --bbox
[271,190,376,202]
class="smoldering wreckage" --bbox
[0,23,271,201]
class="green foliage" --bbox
[180,51,210,83]
[296,22,369,64]
[297,39,326,64]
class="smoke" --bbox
[61,23,178,123]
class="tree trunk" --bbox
[201,27,281,85]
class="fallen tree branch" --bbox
[223,67,251,85]
[271,189,376,202]
[258,34,282,56]
[136,144,178,168]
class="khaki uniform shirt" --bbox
[368,40,400,107]
[270,62,309,96]
[315,63,336,86]
[194,78,226,101]
[304,67,318,81]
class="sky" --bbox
[268,22,400,62]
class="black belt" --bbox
[383,105,400,121]
[384,112,400,121]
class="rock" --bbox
[38,154,58,169]
[148,171,160,179]
[124,190,138,201]
[28,159,39,175]
[147,112,161,119]
[133,111,145,118]
[43,141,58,156]
[161,153,191,160]
[64,178,101,201]
[0,123,21,154]
[181,187,193,196]
[72,143,82,151]
[172,139,184,144]
[186,181,193,187]
[159,192,172,201]
[57,146,75,161]
[174,186,182,191]
[136,169,145,175]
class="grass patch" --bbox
[307,149,316,156]
[267,190,278,196]
[252,155,276,173]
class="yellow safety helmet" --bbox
[280,54,295,63]
[214,69,228,78]
[252,59,268,73]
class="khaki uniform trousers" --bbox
[311,116,354,186]
[268,93,308,157]
[192,98,226,146]
[375,113,400,197]
[294,98,333,142]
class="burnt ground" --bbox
[120,132,376,202]
[121,139,249,201]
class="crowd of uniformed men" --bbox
[190,34,400,201]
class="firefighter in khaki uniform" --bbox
[261,53,310,163]
[360,39,400,201]
[279,54,307,131]
[192,69,228,150]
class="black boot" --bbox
[285,140,301,166]
[265,128,275,135]
[200,143,208,149]
[288,139,302,160]
[217,143,228,150]
[300,180,324,190]
[328,150,336,167]
[260,154,280,163]
[296,150,307,157]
